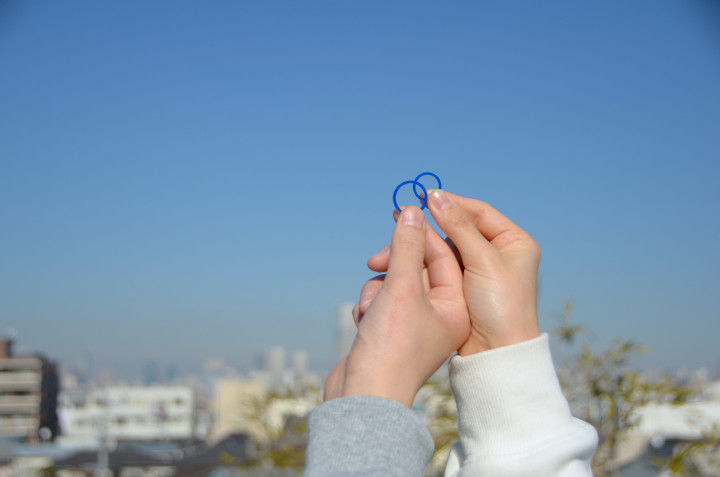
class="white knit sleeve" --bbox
[444,334,597,477]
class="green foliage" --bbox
[552,300,585,345]
[552,300,713,477]
[419,374,459,476]
[38,467,56,477]
[651,426,720,476]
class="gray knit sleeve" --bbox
[304,396,434,477]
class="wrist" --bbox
[341,372,418,408]
[458,323,540,357]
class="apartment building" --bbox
[0,338,59,441]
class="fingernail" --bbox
[431,190,451,210]
[401,207,423,228]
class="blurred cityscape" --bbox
[1,302,719,476]
[0,303,355,476]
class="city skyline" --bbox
[2,1,719,379]
[6,303,354,382]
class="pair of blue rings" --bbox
[393,172,442,213]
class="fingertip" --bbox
[367,245,390,272]
[399,206,424,229]
[428,189,452,211]
[425,190,490,263]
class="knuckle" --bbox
[518,234,542,262]
[520,232,541,258]
[529,236,541,256]
[447,210,473,232]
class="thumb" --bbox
[384,206,426,293]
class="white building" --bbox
[633,400,720,444]
[613,380,720,470]
[57,385,196,447]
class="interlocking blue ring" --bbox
[412,172,441,200]
[392,172,442,213]
[393,180,428,213]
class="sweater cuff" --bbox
[305,396,434,477]
[449,334,577,457]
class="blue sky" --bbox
[1,1,719,379]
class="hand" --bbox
[428,190,541,354]
[324,206,470,407]
[368,191,541,356]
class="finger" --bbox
[367,245,390,273]
[384,208,462,287]
[356,275,385,323]
[375,220,463,275]
[426,190,495,266]
[423,221,463,290]
[384,206,426,292]
[431,190,527,245]
[365,207,406,273]
[352,303,360,326]
[444,236,464,269]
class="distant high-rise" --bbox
[73,353,92,386]
[266,347,286,389]
[293,349,308,384]
[336,302,356,361]
[165,363,179,383]
[143,360,160,385]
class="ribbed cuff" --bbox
[449,334,576,457]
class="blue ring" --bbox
[393,180,428,213]
[413,172,442,199]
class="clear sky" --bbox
[1,1,719,380]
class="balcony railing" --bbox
[0,397,40,413]
[0,358,42,370]
[0,417,39,431]
[0,380,42,391]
